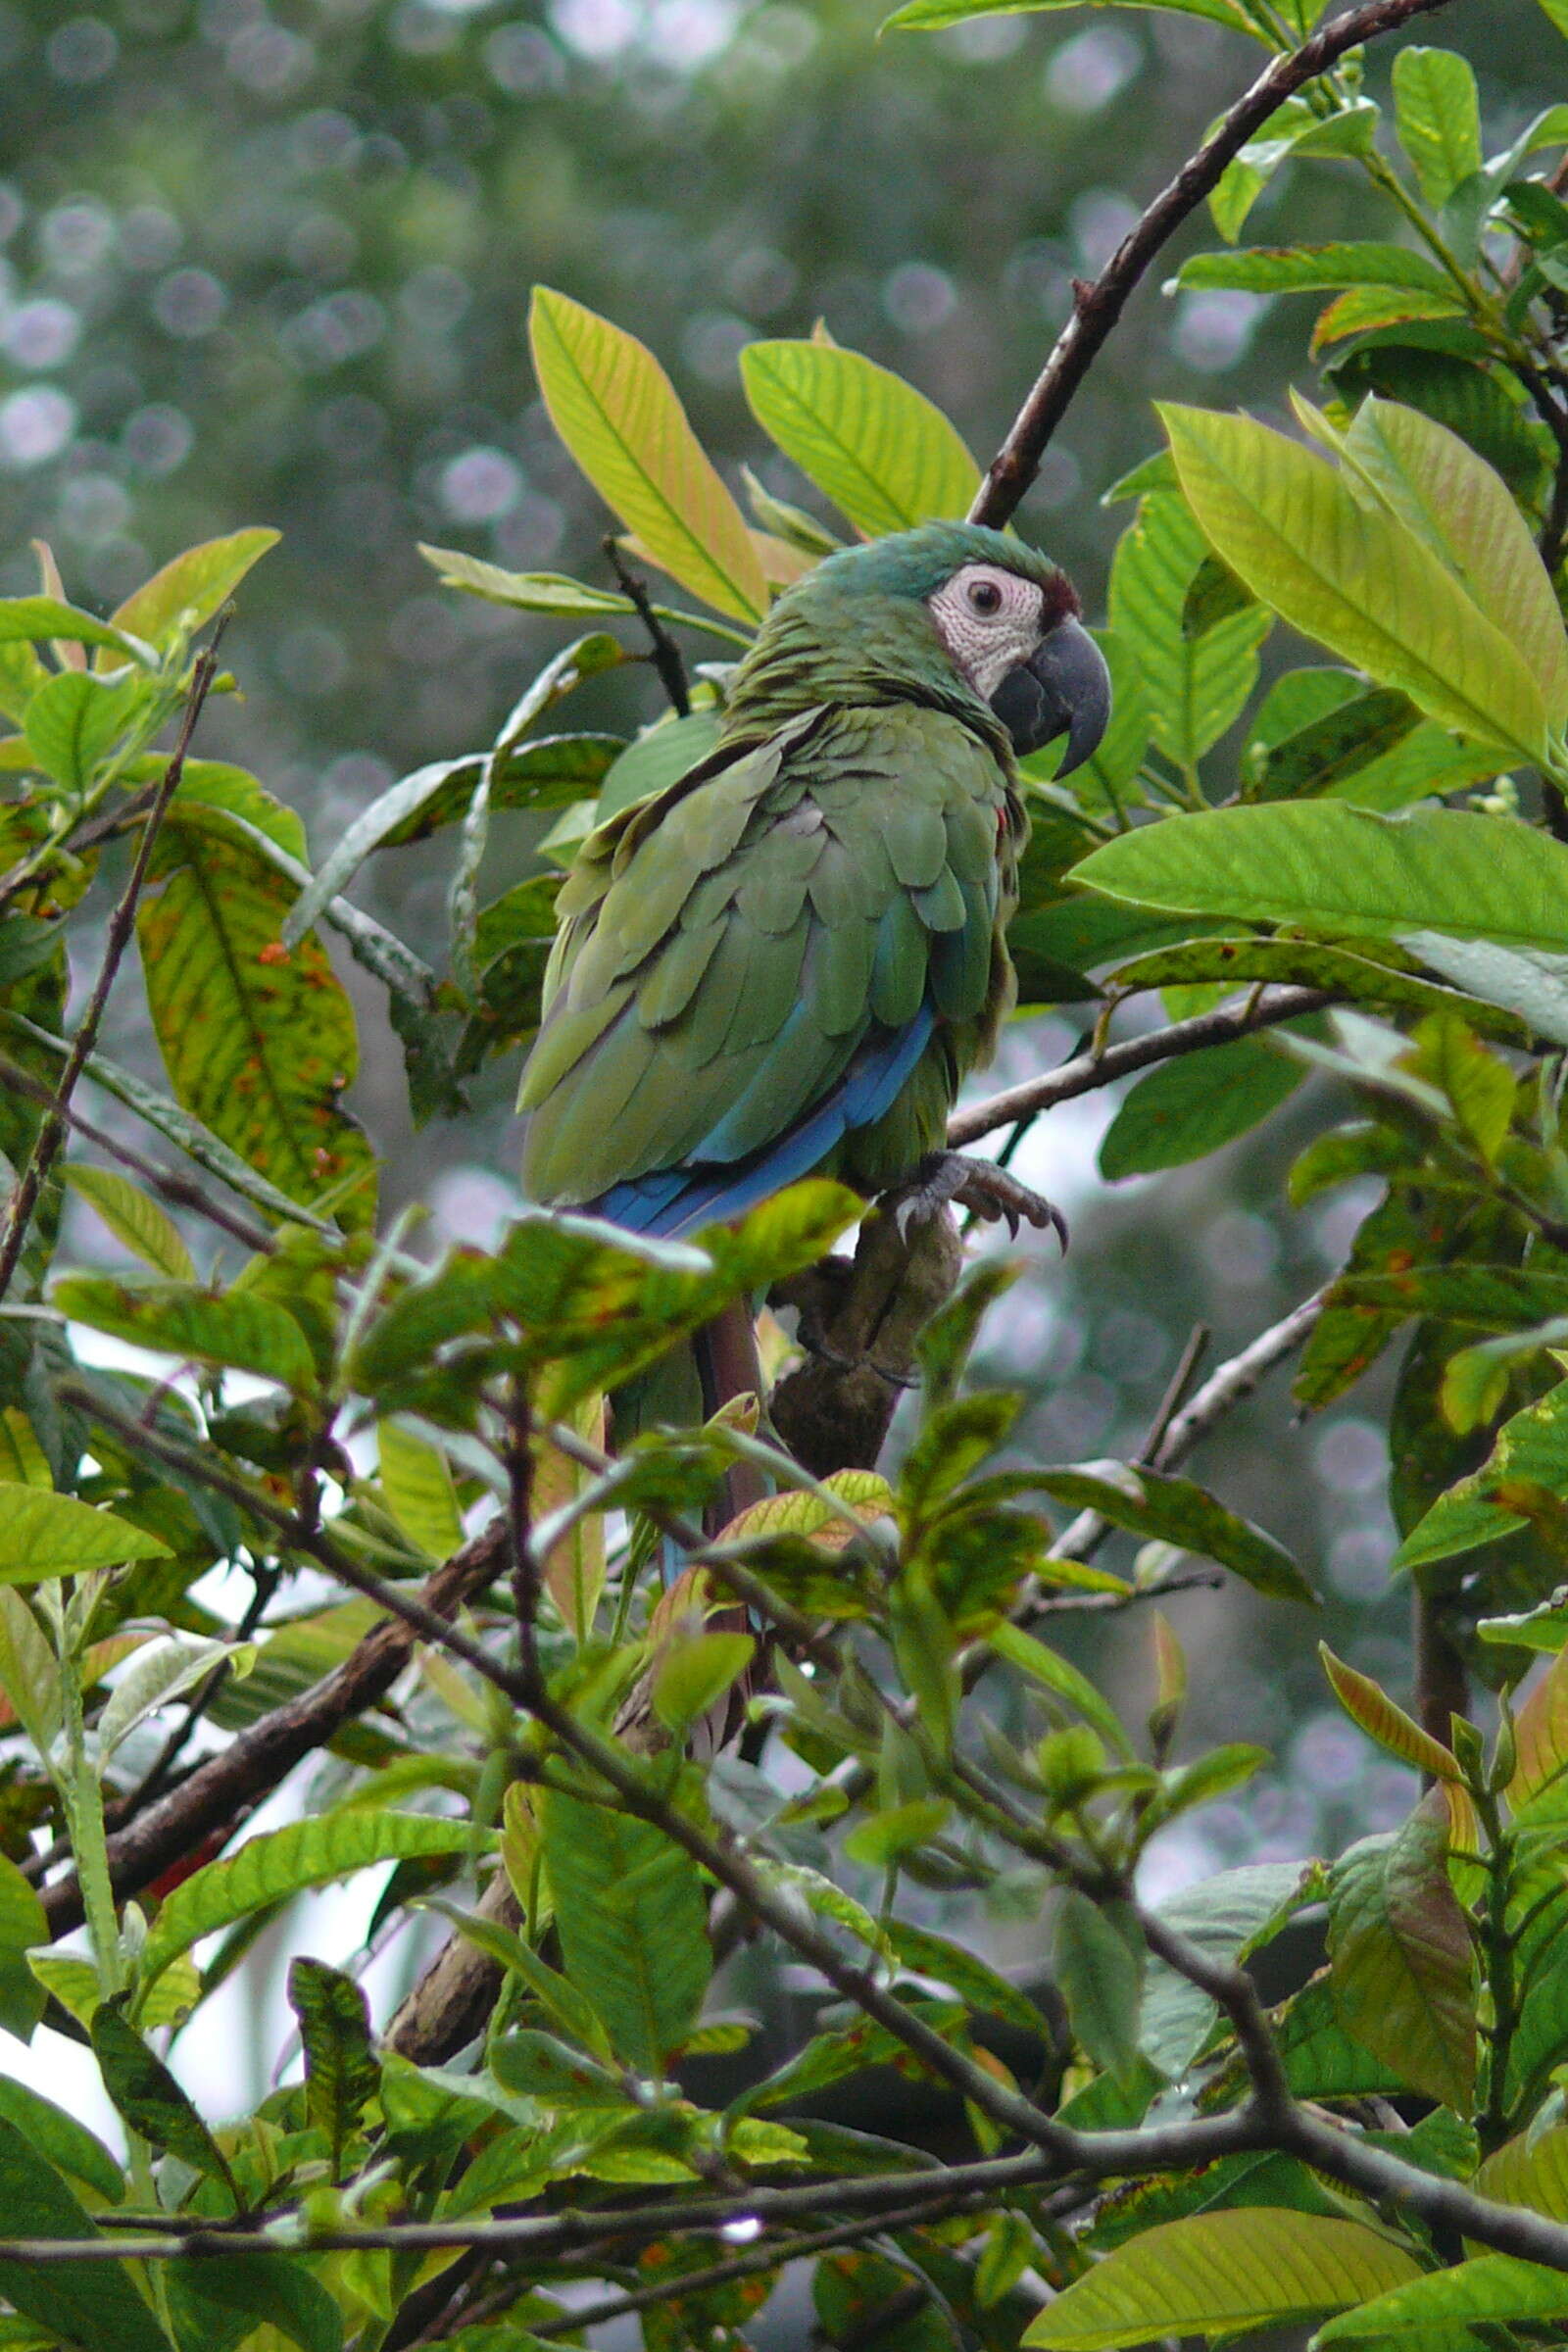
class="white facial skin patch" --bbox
[926,564,1047,702]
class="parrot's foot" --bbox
[890,1152,1068,1250]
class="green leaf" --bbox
[1023,2209,1422,2346]
[1176,242,1456,298]
[1107,493,1269,768]
[137,822,375,1231]
[108,530,277,651]
[1099,1036,1302,1178]
[1394,933,1568,1050]
[61,1165,196,1282]
[97,1633,242,1760]
[0,1852,46,2042]
[539,1788,711,2074]
[417,546,751,646]
[1392,48,1483,207]
[1159,404,1549,761]
[1140,1863,1311,2082]
[529,287,766,622]
[1396,1378,1568,1569]
[139,1813,478,1990]
[0,1482,171,1579]
[879,1919,1043,2036]
[376,1419,464,1561]
[24,672,140,794]
[1035,1463,1313,1602]
[419,1897,612,2056]
[1320,1644,1459,1782]
[598,710,724,820]
[1508,1642,1568,1813]
[1055,1892,1143,2086]
[1076,803,1568,956]
[165,2254,342,2352]
[740,340,979,537]
[842,1797,952,1867]
[652,1630,756,1734]
[287,733,621,937]
[54,1275,317,1393]
[1109,936,1525,1038]
[1210,101,1379,244]
[287,1958,379,2179]
[1313,2255,1568,2341]
[1330,396,1568,724]
[0,597,153,665]
[0,2080,121,2204]
[986,1621,1133,1758]
[0,915,63,991]
[0,2116,169,2352]
[1327,1795,1477,2108]
[90,2005,236,2199]
[884,0,1252,33]
[490,2029,626,2108]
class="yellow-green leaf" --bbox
[1327,396,1568,730]
[62,1163,196,1282]
[1392,46,1482,209]
[1327,1795,1477,2108]
[1475,2123,1568,2222]
[528,287,766,622]
[136,823,376,1231]
[740,339,980,538]
[1313,2254,1568,2340]
[377,1419,464,1561]
[0,1482,171,1579]
[1023,2209,1421,2346]
[139,1812,480,1990]
[53,1274,317,1393]
[108,528,279,654]
[1508,1642,1568,1813]
[1320,1643,1459,1782]
[1160,403,1549,765]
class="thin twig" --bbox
[1141,1324,1211,1467]
[604,535,691,715]
[947,990,1327,1152]
[0,630,226,1303]
[968,0,1466,526]
[507,1380,538,1680]
[0,1051,272,1255]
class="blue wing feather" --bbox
[587,1004,934,1239]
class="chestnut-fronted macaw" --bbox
[519,520,1109,1275]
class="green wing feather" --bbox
[519,702,1022,1208]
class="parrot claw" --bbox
[889,1152,1068,1252]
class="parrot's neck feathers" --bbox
[719,590,1014,763]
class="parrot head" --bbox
[725,520,1111,774]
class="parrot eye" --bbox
[968,578,1004,616]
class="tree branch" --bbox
[604,535,691,715]
[948,988,1326,1151]
[968,0,1467,526]
[0,1051,273,1258]
[39,1512,508,1935]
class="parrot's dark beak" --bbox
[989,615,1112,773]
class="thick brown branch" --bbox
[40,1519,507,1936]
[969,0,1466,526]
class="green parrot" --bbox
[518,520,1109,1271]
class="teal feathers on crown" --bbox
[720,521,1078,742]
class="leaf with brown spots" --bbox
[136,822,376,1232]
